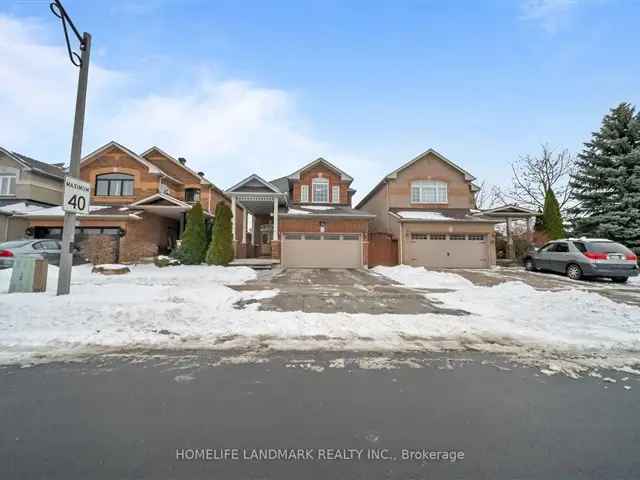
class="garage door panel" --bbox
[282,233,362,268]
[408,233,489,268]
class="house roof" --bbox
[226,174,282,194]
[286,157,353,182]
[0,146,66,180]
[131,192,191,208]
[355,148,477,209]
[389,208,499,223]
[140,146,211,186]
[281,205,375,219]
[20,205,142,220]
[481,204,539,216]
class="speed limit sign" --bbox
[62,176,91,215]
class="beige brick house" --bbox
[356,149,499,268]
[24,141,237,263]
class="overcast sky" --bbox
[1,0,638,201]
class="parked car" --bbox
[0,239,63,269]
[523,238,639,282]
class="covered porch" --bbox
[480,204,540,260]
[225,175,287,260]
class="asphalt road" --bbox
[1,351,639,479]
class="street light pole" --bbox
[50,0,91,295]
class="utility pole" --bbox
[50,0,92,295]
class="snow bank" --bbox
[373,265,474,289]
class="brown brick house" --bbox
[226,158,374,268]
[23,141,235,264]
[356,149,499,268]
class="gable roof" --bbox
[81,141,164,174]
[0,146,66,180]
[131,192,191,208]
[286,157,353,182]
[226,174,282,194]
[480,204,539,216]
[355,148,476,209]
[387,148,475,182]
[140,146,211,186]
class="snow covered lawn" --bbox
[1,263,640,376]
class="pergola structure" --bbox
[480,204,540,259]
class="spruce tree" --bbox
[206,202,234,265]
[177,202,207,264]
[570,103,640,254]
[542,189,565,239]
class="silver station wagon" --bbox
[523,238,639,283]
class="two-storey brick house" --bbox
[25,141,236,264]
[356,149,498,268]
[226,158,374,268]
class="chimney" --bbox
[198,171,205,177]
[178,157,187,165]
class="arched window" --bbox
[410,180,448,204]
[95,173,134,196]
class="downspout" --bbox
[399,221,404,265]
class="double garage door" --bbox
[282,233,362,268]
[407,232,489,268]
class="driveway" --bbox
[447,266,640,306]
[232,268,467,315]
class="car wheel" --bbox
[566,263,583,281]
[611,277,628,284]
[524,258,536,271]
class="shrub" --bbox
[206,202,234,265]
[176,202,207,264]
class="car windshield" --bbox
[586,242,632,254]
[0,240,31,249]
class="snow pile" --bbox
[395,211,451,220]
[0,203,46,215]
[373,265,474,289]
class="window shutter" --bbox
[301,185,309,202]
[332,185,340,204]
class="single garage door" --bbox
[407,233,489,268]
[282,233,362,268]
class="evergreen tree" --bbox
[177,202,207,264]
[542,189,565,239]
[206,202,234,265]
[570,103,640,254]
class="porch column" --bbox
[252,214,257,246]
[231,195,236,242]
[506,217,514,260]
[242,207,247,244]
[271,196,281,260]
[272,197,279,239]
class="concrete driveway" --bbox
[232,268,467,315]
[447,266,640,306]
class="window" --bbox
[285,234,302,240]
[450,234,466,240]
[332,185,340,204]
[410,181,448,204]
[300,185,309,203]
[95,173,134,196]
[468,234,486,241]
[185,188,201,203]
[312,178,329,203]
[573,241,587,253]
[411,233,429,240]
[324,234,341,240]
[430,234,447,240]
[0,174,16,196]
[305,234,322,240]
[342,234,360,240]
[548,242,569,253]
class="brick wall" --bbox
[76,235,119,265]
[279,217,369,235]
[293,165,351,205]
[119,213,178,263]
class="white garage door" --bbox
[282,233,362,268]
[407,233,489,268]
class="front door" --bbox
[260,224,273,256]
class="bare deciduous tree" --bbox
[474,181,505,210]
[508,144,574,211]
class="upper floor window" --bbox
[332,185,340,204]
[95,173,134,196]
[0,174,16,196]
[312,177,329,203]
[410,180,448,204]
[185,188,201,203]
